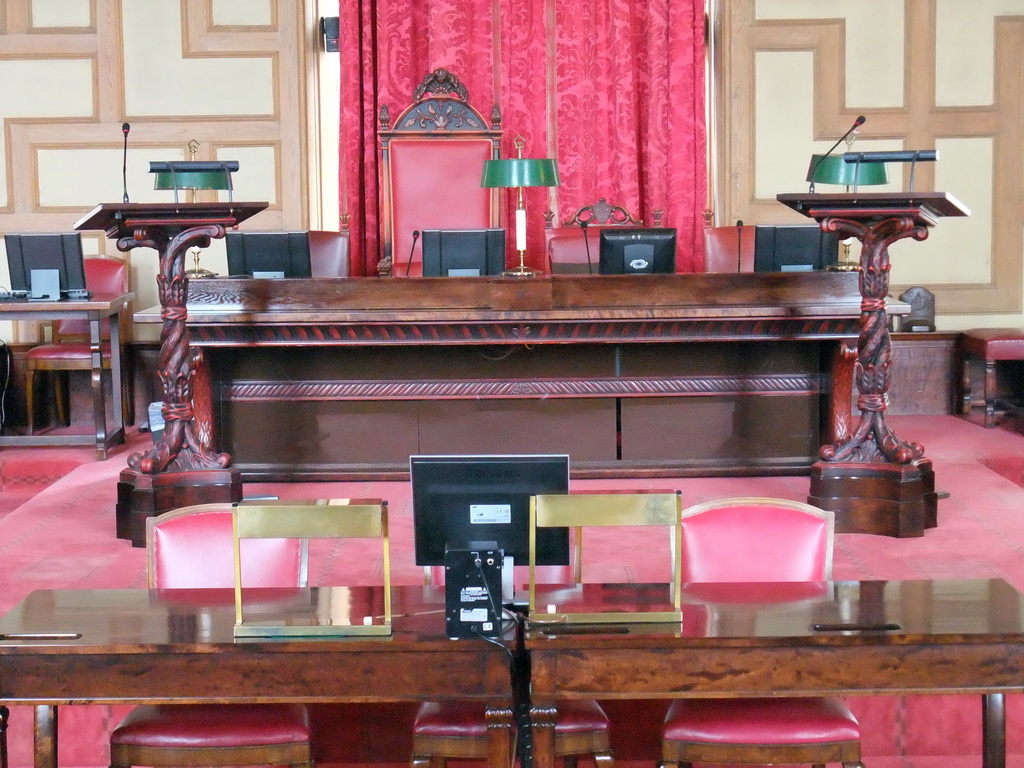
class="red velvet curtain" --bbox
[339,0,706,276]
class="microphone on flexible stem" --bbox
[808,115,866,193]
[735,219,744,273]
[580,220,594,274]
[404,230,420,277]
[121,122,131,203]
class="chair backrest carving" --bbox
[378,69,502,277]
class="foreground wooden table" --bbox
[0,291,133,459]
[526,579,1024,768]
[0,586,512,768]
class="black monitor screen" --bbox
[599,228,677,274]
[226,231,313,278]
[421,229,506,277]
[410,454,571,567]
[5,233,87,295]
[753,225,839,272]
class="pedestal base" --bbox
[116,467,243,547]
[808,458,937,538]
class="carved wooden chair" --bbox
[24,253,132,434]
[659,497,863,768]
[108,504,312,768]
[378,68,502,277]
[544,198,661,274]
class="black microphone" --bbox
[404,230,420,277]
[735,219,744,273]
[121,122,131,203]
[580,220,594,274]
[808,115,866,192]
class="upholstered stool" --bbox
[109,703,312,768]
[411,699,613,768]
[960,328,1024,427]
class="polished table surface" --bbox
[0,586,514,768]
[526,578,1024,768]
[0,291,133,459]
[3,579,1023,768]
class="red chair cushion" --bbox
[26,342,113,362]
[110,704,310,747]
[961,328,1024,361]
[663,697,860,745]
[414,699,608,737]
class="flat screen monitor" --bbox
[4,233,88,298]
[598,228,677,274]
[420,229,506,277]
[753,225,839,272]
[410,454,571,567]
[225,231,313,278]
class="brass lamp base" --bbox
[826,262,860,272]
[502,249,540,278]
[185,267,218,279]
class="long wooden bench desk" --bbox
[1,579,1020,768]
[136,272,882,481]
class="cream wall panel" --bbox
[121,1,273,117]
[212,0,272,26]
[215,145,277,205]
[891,138,993,287]
[935,0,1024,106]
[35,147,194,207]
[30,0,92,28]
[754,0,904,108]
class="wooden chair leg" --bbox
[25,368,35,434]
[984,359,998,427]
[0,704,9,768]
[54,371,68,426]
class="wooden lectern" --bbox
[75,202,267,545]
[778,192,969,537]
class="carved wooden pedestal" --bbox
[76,202,266,545]
[778,192,968,537]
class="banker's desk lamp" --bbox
[481,136,560,277]
[149,157,239,278]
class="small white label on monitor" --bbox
[780,264,814,272]
[461,608,490,623]
[447,268,481,277]
[253,270,286,279]
[470,504,511,525]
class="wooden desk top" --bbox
[0,291,133,319]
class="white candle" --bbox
[515,207,527,252]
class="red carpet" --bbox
[4,416,1024,767]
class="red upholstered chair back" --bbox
[55,256,128,339]
[378,69,501,277]
[703,224,756,273]
[679,498,833,583]
[308,229,349,277]
[147,504,306,589]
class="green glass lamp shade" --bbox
[152,170,232,190]
[807,154,888,187]
[481,158,560,188]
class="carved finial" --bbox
[413,68,469,102]
[378,104,391,130]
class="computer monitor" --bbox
[420,229,506,277]
[4,233,88,298]
[410,454,571,567]
[598,228,677,274]
[225,231,313,278]
[753,225,840,272]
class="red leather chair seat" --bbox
[26,342,113,362]
[663,697,860,745]
[414,699,609,738]
[961,328,1024,361]
[110,704,311,748]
